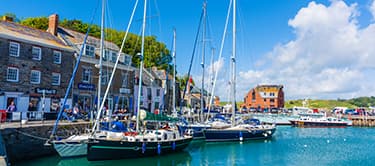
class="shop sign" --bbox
[35,88,56,94]
[120,88,131,94]
[78,83,96,90]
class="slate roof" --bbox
[58,27,119,52]
[0,20,72,51]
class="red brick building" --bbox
[243,85,284,110]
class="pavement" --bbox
[0,120,92,129]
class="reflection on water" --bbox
[83,151,192,166]
[15,151,192,166]
[15,127,375,166]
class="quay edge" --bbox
[0,121,90,163]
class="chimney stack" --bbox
[47,14,59,36]
[2,16,13,22]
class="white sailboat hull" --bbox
[54,142,87,158]
[53,135,89,158]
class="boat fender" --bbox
[172,141,176,150]
[157,143,161,155]
[263,133,268,137]
[124,132,138,136]
[239,131,243,141]
[142,142,146,153]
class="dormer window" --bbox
[103,49,110,61]
[32,46,42,60]
[111,51,117,62]
[123,54,132,66]
[85,45,95,57]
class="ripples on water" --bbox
[15,127,375,166]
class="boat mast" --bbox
[207,0,232,119]
[91,0,139,133]
[200,1,207,122]
[172,28,177,117]
[231,0,236,126]
[205,47,214,121]
[97,0,105,121]
[136,0,147,132]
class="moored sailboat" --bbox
[87,110,192,161]
[51,0,137,158]
[203,0,276,142]
[86,0,192,161]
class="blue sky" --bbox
[1,0,375,101]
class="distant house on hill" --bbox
[243,85,284,110]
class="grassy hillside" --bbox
[285,99,357,110]
[218,97,374,110]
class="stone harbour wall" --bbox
[0,122,90,162]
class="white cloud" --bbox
[226,0,375,100]
[371,0,375,19]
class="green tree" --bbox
[177,75,195,93]
[16,16,172,71]
[20,17,49,30]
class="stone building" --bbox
[0,16,74,116]
[133,68,164,114]
[243,85,284,110]
[51,14,135,113]
[150,67,180,115]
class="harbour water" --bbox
[15,126,375,166]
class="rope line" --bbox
[15,129,49,141]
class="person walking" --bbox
[7,101,17,112]
[6,101,17,121]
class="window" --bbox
[122,73,129,87]
[252,91,256,100]
[156,89,160,96]
[264,99,267,102]
[147,88,152,96]
[104,49,110,61]
[30,70,41,84]
[7,67,19,82]
[53,51,61,64]
[52,73,61,85]
[111,51,117,62]
[82,68,91,83]
[32,46,42,60]
[124,55,131,66]
[270,99,275,103]
[270,92,275,97]
[102,70,111,85]
[85,45,95,57]
[9,42,20,57]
